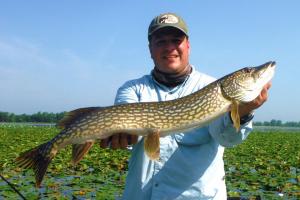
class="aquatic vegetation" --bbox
[225,131,300,199]
[0,125,299,199]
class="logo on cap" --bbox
[159,14,179,24]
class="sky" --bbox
[0,1,299,122]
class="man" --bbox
[102,13,271,200]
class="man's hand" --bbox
[238,82,272,117]
[100,134,138,149]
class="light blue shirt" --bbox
[114,66,253,200]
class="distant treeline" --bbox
[0,111,66,123]
[0,111,300,127]
[253,120,300,127]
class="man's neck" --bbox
[151,64,192,87]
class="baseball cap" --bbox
[148,13,188,40]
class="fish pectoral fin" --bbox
[71,140,95,165]
[144,130,160,160]
[231,100,241,132]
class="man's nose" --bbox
[164,40,177,51]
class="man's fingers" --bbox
[259,82,271,104]
[99,133,137,149]
[130,135,138,145]
[120,134,128,149]
[238,81,272,117]
[261,89,268,102]
[266,82,272,90]
[111,134,120,149]
[100,138,110,148]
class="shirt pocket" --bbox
[174,127,211,146]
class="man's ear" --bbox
[149,42,154,59]
[187,38,191,55]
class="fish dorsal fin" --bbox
[144,130,160,160]
[57,107,102,129]
[231,100,240,132]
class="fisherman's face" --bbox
[149,27,190,74]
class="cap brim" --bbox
[148,24,188,37]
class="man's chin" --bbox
[161,65,181,73]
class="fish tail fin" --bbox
[71,141,95,165]
[16,142,55,187]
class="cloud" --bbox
[0,38,52,69]
[0,36,145,114]
[59,48,93,80]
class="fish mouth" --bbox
[232,61,276,103]
[257,61,276,75]
[256,61,276,82]
[266,61,276,67]
[241,61,276,102]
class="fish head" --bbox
[220,61,276,103]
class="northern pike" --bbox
[16,61,276,187]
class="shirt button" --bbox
[154,183,159,187]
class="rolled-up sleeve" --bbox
[208,113,253,147]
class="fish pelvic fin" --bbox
[57,107,102,129]
[71,141,95,165]
[231,100,241,132]
[144,130,160,160]
[15,143,55,188]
